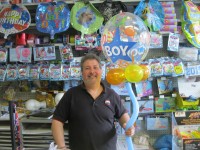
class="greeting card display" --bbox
[157,78,173,94]
[155,97,176,112]
[146,117,169,130]
[138,99,154,114]
[33,46,56,61]
[135,80,153,97]
[178,77,200,98]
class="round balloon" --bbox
[140,64,150,81]
[35,1,70,39]
[0,5,31,39]
[106,68,126,85]
[125,64,143,83]
[101,12,150,67]
[70,1,104,35]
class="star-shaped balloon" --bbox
[103,27,136,63]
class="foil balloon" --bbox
[35,1,70,39]
[0,4,31,39]
[70,1,104,35]
[101,12,150,67]
[181,1,200,48]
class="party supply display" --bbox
[101,12,150,67]
[0,4,31,39]
[70,1,104,35]
[35,1,70,39]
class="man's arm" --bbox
[51,119,68,150]
[119,113,135,136]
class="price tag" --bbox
[159,95,164,98]
[175,111,186,117]
[31,90,36,93]
[161,77,167,80]
[172,93,177,97]
[42,92,46,95]
[185,65,200,77]
[138,117,143,120]
[54,90,58,94]
[149,95,154,99]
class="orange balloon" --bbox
[140,64,150,80]
[124,27,135,37]
[106,68,126,85]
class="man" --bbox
[51,53,135,150]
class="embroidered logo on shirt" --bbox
[105,100,111,106]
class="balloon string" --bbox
[125,82,139,150]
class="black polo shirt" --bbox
[53,83,127,150]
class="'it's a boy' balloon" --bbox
[0,5,31,39]
[35,1,70,39]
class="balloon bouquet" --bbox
[101,12,150,150]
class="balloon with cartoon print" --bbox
[70,1,104,35]
[0,5,31,39]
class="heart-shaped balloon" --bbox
[0,4,31,39]
[35,1,70,39]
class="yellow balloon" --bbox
[125,64,143,83]
[106,68,126,85]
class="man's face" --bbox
[82,59,102,84]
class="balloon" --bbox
[125,64,143,83]
[124,26,135,37]
[106,68,125,85]
[0,5,31,39]
[140,64,150,81]
[70,1,104,35]
[101,12,150,67]
[35,1,70,39]
[181,1,200,48]
[125,82,139,150]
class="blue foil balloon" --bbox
[35,1,70,39]
[125,82,139,150]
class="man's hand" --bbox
[123,123,135,136]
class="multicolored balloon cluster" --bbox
[101,12,150,150]
[106,64,150,85]
[101,12,150,85]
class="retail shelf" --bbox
[0,0,178,7]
